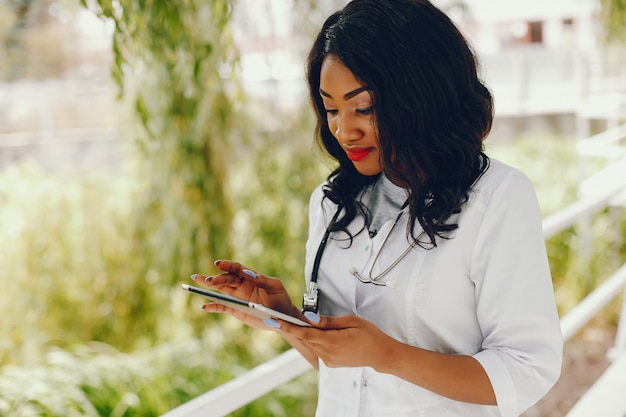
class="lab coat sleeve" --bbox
[470,170,563,417]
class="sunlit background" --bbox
[0,0,625,416]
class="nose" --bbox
[332,113,362,142]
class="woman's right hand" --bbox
[191,260,302,330]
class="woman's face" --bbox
[319,54,382,176]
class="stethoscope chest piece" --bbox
[302,281,319,314]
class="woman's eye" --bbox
[356,106,374,115]
[325,109,338,115]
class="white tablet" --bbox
[181,284,312,327]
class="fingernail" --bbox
[200,304,207,310]
[214,260,222,266]
[204,276,213,283]
[242,269,256,279]
[191,274,199,280]
[263,318,280,328]
[304,311,320,323]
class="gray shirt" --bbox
[359,173,408,237]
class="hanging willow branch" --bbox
[82,0,239,293]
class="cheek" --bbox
[326,117,337,137]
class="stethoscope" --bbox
[302,201,419,314]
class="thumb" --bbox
[309,314,359,330]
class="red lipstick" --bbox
[346,148,372,162]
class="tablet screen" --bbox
[181,284,312,327]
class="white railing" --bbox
[565,351,626,417]
[561,122,626,417]
[162,125,626,417]
[161,349,311,417]
[559,262,626,347]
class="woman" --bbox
[193,1,563,416]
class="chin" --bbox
[354,166,383,177]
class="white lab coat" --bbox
[304,159,563,417]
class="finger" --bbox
[201,303,283,331]
[201,302,254,323]
[279,320,327,345]
[189,260,253,286]
[280,317,358,351]
[306,313,360,330]
[213,260,255,278]
[191,273,211,285]
[197,273,242,288]
[201,302,230,314]
[209,260,259,286]
[211,260,287,294]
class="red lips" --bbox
[345,148,372,161]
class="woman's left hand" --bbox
[281,315,497,405]
[279,314,396,370]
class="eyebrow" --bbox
[319,86,371,100]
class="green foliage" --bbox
[0,126,327,358]
[600,0,626,44]
[1,134,624,416]
[0,332,317,417]
[0,149,323,416]
[486,135,580,216]
[74,0,248,344]
[0,162,143,361]
[2,0,625,414]
[82,0,241,292]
